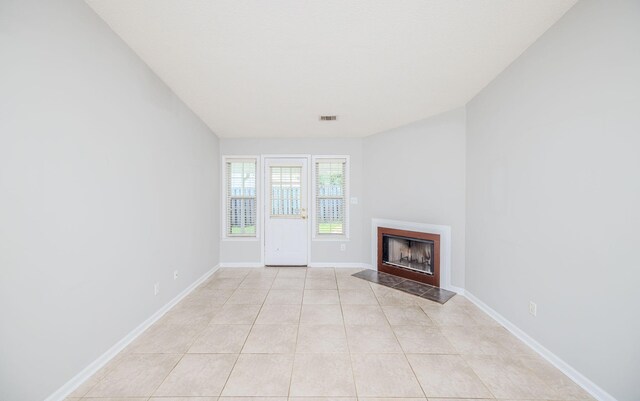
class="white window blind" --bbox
[226,159,257,236]
[270,166,302,217]
[315,158,347,235]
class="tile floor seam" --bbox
[287,273,307,398]
[377,284,429,400]
[147,353,186,398]
[455,354,498,400]
[181,310,217,355]
[370,278,496,399]
[423,325,462,357]
[236,277,271,353]
[70,377,100,399]
[70,348,128,399]
[72,267,594,401]
[217,271,273,397]
[337,273,360,399]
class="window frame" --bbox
[222,155,260,240]
[311,155,350,240]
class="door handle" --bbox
[301,215,307,219]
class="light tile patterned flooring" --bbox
[67,267,594,401]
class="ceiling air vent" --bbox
[320,115,337,121]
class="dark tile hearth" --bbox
[422,286,455,303]
[354,268,405,286]
[352,269,456,304]
[395,279,428,296]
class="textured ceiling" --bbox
[86,0,576,138]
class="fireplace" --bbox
[377,227,440,287]
[383,235,434,274]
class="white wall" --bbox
[363,108,467,288]
[0,1,220,400]
[220,138,367,265]
[465,1,640,400]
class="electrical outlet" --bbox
[529,301,537,317]
[154,282,160,296]
[340,243,346,251]
[173,270,179,280]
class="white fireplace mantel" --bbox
[371,218,454,292]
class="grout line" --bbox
[80,267,527,401]
[368,277,498,400]
[368,276,500,399]
[218,269,274,397]
[337,268,360,399]
[146,352,186,398]
[376,283,429,400]
[86,276,218,399]
[149,272,233,398]
[67,356,121,399]
[286,267,307,397]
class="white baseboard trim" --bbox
[218,262,265,268]
[308,262,374,269]
[219,262,374,269]
[446,284,465,295]
[464,291,617,401]
[46,264,220,401]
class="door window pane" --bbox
[270,166,302,217]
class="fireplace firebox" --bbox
[377,227,440,287]
[382,235,434,274]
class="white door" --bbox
[264,157,309,266]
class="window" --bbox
[270,166,303,217]
[314,156,348,237]
[225,157,257,237]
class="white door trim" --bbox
[262,155,312,266]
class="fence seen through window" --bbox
[315,159,346,235]
[227,160,256,235]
